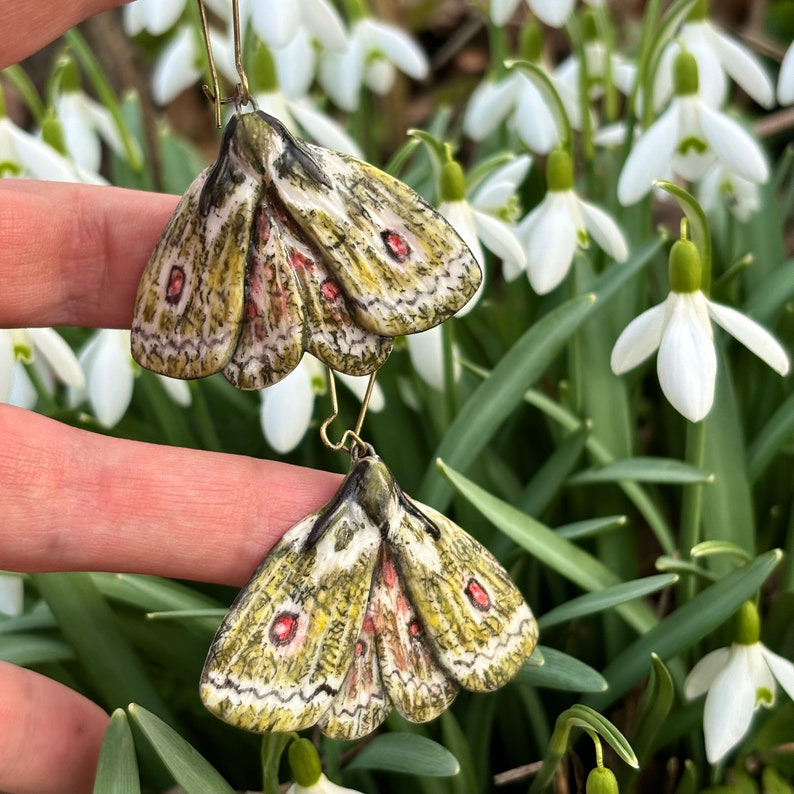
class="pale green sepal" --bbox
[734,600,761,645]
[586,767,619,794]
[668,239,702,293]
[288,739,323,787]
[440,159,466,202]
[546,147,574,191]
[673,49,699,96]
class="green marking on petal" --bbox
[756,686,774,708]
[0,161,22,177]
[677,135,708,156]
[577,228,590,248]
[13,342,33,364]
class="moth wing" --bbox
[388,498,538,692]
[316,598,391,741]
[273,144,482,337]
[200,503,380,733]
[131,161,257,379]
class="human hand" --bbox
[0,6,341,793]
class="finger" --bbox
[0,405,341,585]
[0,661,108,794]
[1,0,130,69]
[0,181,178,330]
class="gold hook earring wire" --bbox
[319,368,378,454]
[197,0,222,128]
[231,0,250,109]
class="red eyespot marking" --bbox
[290,250,314,272]
[382,558,398,588]
[165,266,185,304]
[381,229,411,262]
[355,640,367,657]
[464,579,491,612]
[269,612,299,646]
[321,280,342,302]
[363,615,376,634]
[408,619,422,637]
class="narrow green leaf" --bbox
[691,540,752,562]
[538,575,678,629]
[555,515,627,540]
[128,704,235,794]
[438,460,659,634]
[347,733,459,777]
[587,549,781,710]
[515,646,607,692]
[419,294,596,510]
[93,710,141,794]
[440,711,478,794]
[568,457,712,484]
[747,389,794,482]
[673,759,698,794]
[743,259,794,325]
[0,634,74,665]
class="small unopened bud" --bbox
[668,238,702,294]
[288,738,323,788]
[587,766,619,794]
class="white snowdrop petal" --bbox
[88,334,135,427]
[657,293,716,422]
[0,575,23,617]
[368,20,428,80]
[472,153,531,210]
[158,375,192,407]
[490,0,522,26]
[252,0,298,48]
[709,25,775,109]
[27,327,85,389]
[779,41,794,105]
[273,29,316,99]
[683,29,728,108]
[515,80,560,154]
[148,0,186,36]
[441,201,485,315]
[684,647,732,699]
[703,645,756,763]
[617,104,679,205]
[0,332,15,402]
[337,373,385,412]
[471,209,525,275]
[302,0,348,51]
[463,77,518,140]
[289,101,363,158]
[260,362,314,454]
[320,42,364,112]
[706,301,790,376]
[8,124,80,182]
[577,199,629,262]
[761,646,794,702]
[406,326,459,391]
[57,95,102,173]
[697,103,769,184]
[152,27,201,105]
[610,303,667,374]
[530,0,576,27]
[522,194,578,294]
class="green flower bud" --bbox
[734,600,761,646]
[587,766,619,794]
[668,238,701,293]
[288,738,323,787]
[440,159,466,202]
[673,50,699,97]
[687,0,708,22]
[519,22,543,63]
[253,43,278,92]
[59,57,81,93]
[546,147,574,192]
[581,11,598,43]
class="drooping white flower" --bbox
[618,49,769,206]
[490,0,578,29]
[259,357,384,454]
[286,774,363,794]
[123,0,186,36]
[0,328,85,406]
[778,39,794,106]
[286,738,363,794]
[0,574,23,617]
[249,0,347,52]
[438,155,530,309]
[611,239,789,423]
[685,602,794,763]
[698,162,760,222]
[319,17,428,112]
[68,330,190,428]
[517,148,628,294]
[653,9,775,111]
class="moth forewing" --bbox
[390,498,539,693]
[200,507,380,733]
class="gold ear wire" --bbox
[197,0,251,128]
[319,368,379,455]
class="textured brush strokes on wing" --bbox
[200,448,538,740]
[131,111,481,389]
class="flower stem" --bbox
[680,418,707,601]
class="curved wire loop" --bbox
[197,0,251,128]
[319,369,379,455]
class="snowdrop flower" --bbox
[699,162,760,222]
[406,326,462,392]
[286,738,363,794]
[0,575,23,617]
[653,0,774,111]
[259,357,384,454]
[611,239,789,423]
[779,40,794,106]
[123,0,186,36]
[319,8,428,112]
[0,328,84,406]
[685,601,794,763]
[491,0,578,29]
[465,25,581,154]
[68,330,190,428]
[249,0,347,52]
[517,147,628,294]
[618,49,769,206]
[437,153,530,308]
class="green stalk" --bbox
[1,65,45,123]
[441,319,457,428]
[22,363,58,414]
[679,418,707,601]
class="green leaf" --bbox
[419,294,596,510]
[568,456,712,484]
[747,389,794,483]
[515,646,607,692]
[347,733,459,777]
[127,704,235,794]
[586,549,782,710]
[0,634,74,665]
[538,575,678,629]
[555,515,627,540]
[437,460,658,634]
[691,540,752,562]
[93,710,141,794]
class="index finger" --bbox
[0,181,177,329]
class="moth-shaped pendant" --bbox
[200,447,538,740]
[131,111,482,389]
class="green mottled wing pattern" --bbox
[131,110,480,388]
[200,503,380,733]
[200,451,537,738]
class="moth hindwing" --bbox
[131,110,482,389]
[200,448,538,739]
